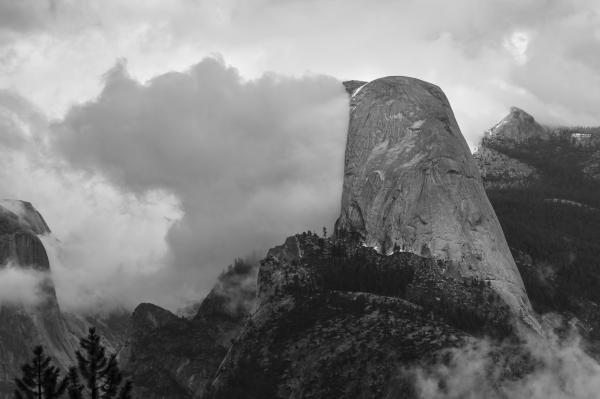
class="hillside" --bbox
[474,108,600,348]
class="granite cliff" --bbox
[334,77,535,326]
[0,200,78,398]
[204,78,545,398]
[0,200,127,398]
[11,82,598,398]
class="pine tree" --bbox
[69,328,132,399]
[66,368,83,399]
[14,346,67,399]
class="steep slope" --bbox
[474,109,600,349]
[205,77,542,398]
[334,76,535,325]
[0,200,128,398]
[483,106,550,147]
[120,303,226,399]
[120,259,258,398]
[0,200,79,398]
[205,233,526,399]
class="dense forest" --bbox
[484,135,600,334]
[274,232,516,339]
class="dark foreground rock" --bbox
[205,233,524,399]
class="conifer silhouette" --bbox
[14,346,67,399]
[68,328,132,399]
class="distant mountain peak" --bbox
[509,106,534,119]
[486,107,549,144]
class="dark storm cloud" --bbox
[53,57,348,308]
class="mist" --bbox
[414,321,600,399]
[0,263,49,306]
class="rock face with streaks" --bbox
[0,200,128,399]
[0,200,78,398]
[334,77,535,324]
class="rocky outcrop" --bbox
[206,233,526,398]
[483,107,550,147]
[0,200,128,399]
[119,303,226,399]
[120,260,258,399]
[0,200,51,272]
[0,200,51,236]
[334,77,535,325]
[0,200,79,399]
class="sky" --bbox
[1,0,600,312]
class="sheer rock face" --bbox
[0,200,127,399]
[0,200,51,272]
[334,76,535,323]
[0,200,78,399]
[0,199,51,236]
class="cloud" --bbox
[2,0,600,312]
[2,0,600,142]
[0,0,57,34]
[414,322,600,398]
[0,263,49,306]
[0,57,347,312]
[50,56,347,311]
[0,90,181,312]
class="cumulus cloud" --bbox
[0,90,181,312]
[51,56,347,311]
[0,57,347,312]
[0,263,49,306]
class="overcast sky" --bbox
[1,0,599,312]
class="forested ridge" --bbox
[483,135,600,338]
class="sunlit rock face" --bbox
[334,77,535,324]
[484,107,550,146]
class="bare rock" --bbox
[484,107,550,146]
[334,77,537,327]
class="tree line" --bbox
[14,328,131,399]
